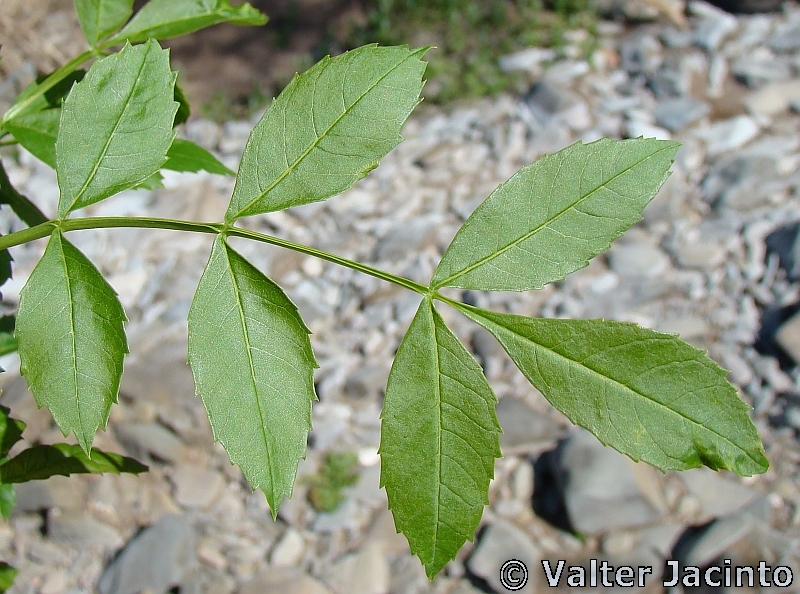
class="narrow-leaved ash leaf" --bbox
[0,443,147,482]
[431,138,681,291]
[75,0,135,47]
[188,236,317,516]
[225,44,428,222]
[455,303,768,476]
[5,109,60,168]
[56,39,177,216]
[16,231,128,453]
[0,562,17,591]
[164,138,235,176]
[0,485,14,520]
[379,298,501,578]
[106,0,267,45]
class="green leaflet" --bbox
[174,82,191,126]
[188,236,317,516]
[75,0,135,47]
[16,231,128,453]
[106,0,267,45]
[164,138,235,176]
[455,302,768,476]
[0,161,47,226]
[379,298,501,578]
[0,562,16,592]
[0,485,14,520]
[5,109,60,168]
[225,44,428,222]
[56,40,177,216]
[0,405,24,460]
[0,443,147,482]
[431,138,681,291]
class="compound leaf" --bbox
[16,231,128,453]
[379,298,500,578]
[56,39,177,216]
[5,109,60,168]
[0,443,147,483]
[106,0,267,45]
[456,303,768,476]
[431,138,681,291]
[75,0,135,47]
[188,236,317,516]
[225,44,427,222]
[164,138,234,176]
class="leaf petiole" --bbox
[0,216,431,295]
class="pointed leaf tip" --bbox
[431,138,681,292]
[380,298,501,577]
[188,237,317,515]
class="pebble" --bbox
[2,2,800,591]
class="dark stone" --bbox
[766,221,800,282]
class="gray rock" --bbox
[170,465,225,509]
[115,422,187,464]
[679,467,761,517]
[653,98,710,132]
[48,512,122,550]
[468,518,539,593]
[777,311,800,364]
[689,1,738,50]
[98,514,196,594]
[524,79,586,127]
[608,242,670,277]
[374,217,438,263]
[744,81,800,118]
[732,52,792,89]
[703,153,779,211]
[769,23,800,53]
[344,365,387,399]
[698,115,760,156]
[330,543,390,594]
[555,429,662,534]
[766,221,800,281]
[14,476,88,512]
[498,48,556,74]
[495,396,562,455]
[619,33,663,75]
[239,569,332,594]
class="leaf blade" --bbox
[5,109,60,168]
[431,138,681,291]
[456,303,768,476]
[75,0,135,47]
[106,0,267,45]
[15,232,128,453]
[163,138,234,176]
[56,39,177,215]
[188,237,317,516]
[379,298,500,578]
[0,443,147,483]
[225,44,427,221]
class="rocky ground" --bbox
[1,1,800,592]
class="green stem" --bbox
[0,217,431,296]
[1,50,94,126]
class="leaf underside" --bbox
[380,297,501,578]
[107,0,267,45]
[431,138,681,291]
[163,138,235,176]
[225,44,428,221]
[75,0,135,47]
[56,39,177,215]
[4,109,60,168]
[16,231,128,453]
[457,303,768,476]
[188,236,317,516]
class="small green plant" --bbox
[304,451,360,513]
[0,0,767,584]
